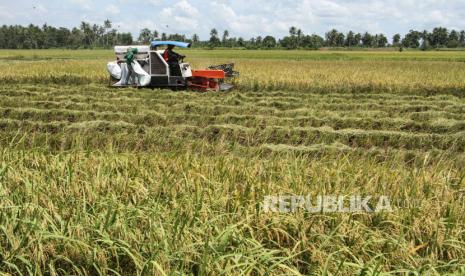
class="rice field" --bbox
[0,49,465,275]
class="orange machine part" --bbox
[191,70,225,79]
[188,78,219,92]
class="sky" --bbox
[0,0,464,40]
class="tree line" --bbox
[1,20,465,50]
[0,21,132,49]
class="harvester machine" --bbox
[106,41,239,91]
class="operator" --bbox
[163,45,185,66]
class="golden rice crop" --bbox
[0,50,464,275]
[1,49,465,94]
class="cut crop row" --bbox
[2,107,465,135]
[0,120,464,152]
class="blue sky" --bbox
[0,0,464,40]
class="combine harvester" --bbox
[107,41,239,91]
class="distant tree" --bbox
[325,29,336,47]
[448,30,459,48]
[421,30,429,40]
[104,19,112,47]
[120,33,133,44]
[166,33,187,42]
[246,37,256,49]
[138,28,152,44]
[229,37,237,47]
[209,28,220,48]
[107,29,117,46]
[402,30,421,48]
[280,36,297,49]
[289,26,297,36]
[420,38,431,51]
[237,37,245,47]
[326,29,343,47]
[430,27,448,48]
[354,33,362,47]
[0,22,146,49]
[301,34,324,49]
[192,34,199,44]
[281,26,300,49]
[361,32,373,47]
[392,34,401,46]
[2,22,464,51]
[68,27,83,49]
[345,31,356,47]
[92,24,100,46]
[460,31,465,46]
[336,32,345,47]
[222,30,229,46]
[296,29,302,45]
[262,35,276,48]
[375,34,388,47]
[56,27,70,47]
[419,30,430,51]
[79,21,94,47]
[0,26,6,48]
[97,25,105,46]
[255,36,263,48]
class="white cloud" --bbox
[148,0,163,5]
[210,2,236,19]
[153,1,202,33]
[105,4,120,14]
[114,19,157,33]
[309,0,348,18]
[33,4,48,13]
[2,0,465,40]
[70,0,92,10]
[0,5,13,19]
[175,0,200,17]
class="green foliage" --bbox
[209,28,221,48]
[4,24,465,50]
[326,29,345,47]
[402,30,421,48]
[392,34,401,46]
[0,21,132,49]
[262,36,277,48]
[138,28,152,44]
[430,27,449,48]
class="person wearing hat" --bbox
[163,45,185,76]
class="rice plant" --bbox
[0,49,464,275]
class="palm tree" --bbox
[192,34,199,43]
[289,26,297,36]
[222,30,229,46]
[80,22,91,47]
[104,19,112,47]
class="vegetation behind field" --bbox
[1,22,465,51]
[0,49,464,274]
